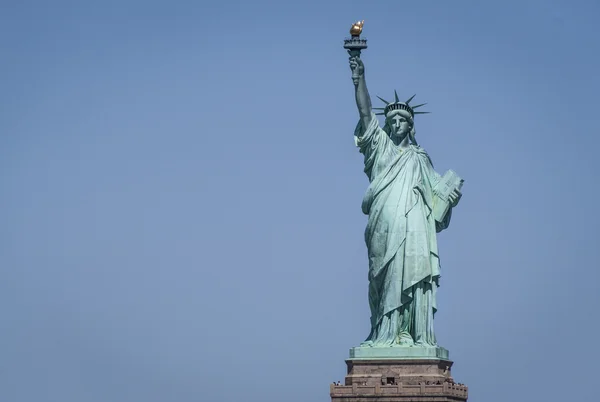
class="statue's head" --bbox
[385,109,414,142]
[375,92,429,145]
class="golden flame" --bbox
[350,20,364,36]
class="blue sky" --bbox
[1,1,599,401]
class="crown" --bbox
[374,92,429,118]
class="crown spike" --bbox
[375,112,385,115]
[376,96,390,105]
[406,94,416,104]
[412,103,427,109]
[413,111,430,115]
[394,90,399,103]
[373,107,386,110]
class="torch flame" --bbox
[350,20,364,36]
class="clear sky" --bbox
[1,1,599,401]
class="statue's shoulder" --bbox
[413,145,429,155]
[413,145,435,166]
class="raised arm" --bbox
[349,55,373,129]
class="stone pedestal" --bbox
[330,356,468,402]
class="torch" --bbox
[343,20,368,84]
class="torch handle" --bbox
[348,49,362,84]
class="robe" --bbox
[354,114,452,346]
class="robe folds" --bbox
[354,114,451,345]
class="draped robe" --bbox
[355,114,452,346]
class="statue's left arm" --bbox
[424,155,462,232]
[435,187,461,232]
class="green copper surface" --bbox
[347,46,464,355]
[349,346,449,360]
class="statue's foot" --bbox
[397,333,414,347]
[414,340,437,348]
[359,340,374,347]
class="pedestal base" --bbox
[349,346,449,360]
[330,358,468,402]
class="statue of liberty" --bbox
[349,52,463,349]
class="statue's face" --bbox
[386,110,412,140]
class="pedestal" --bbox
[349,346,449,360]
[330,350,468,401]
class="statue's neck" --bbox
[392,136,411,150]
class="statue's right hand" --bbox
[349,56,364,77]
